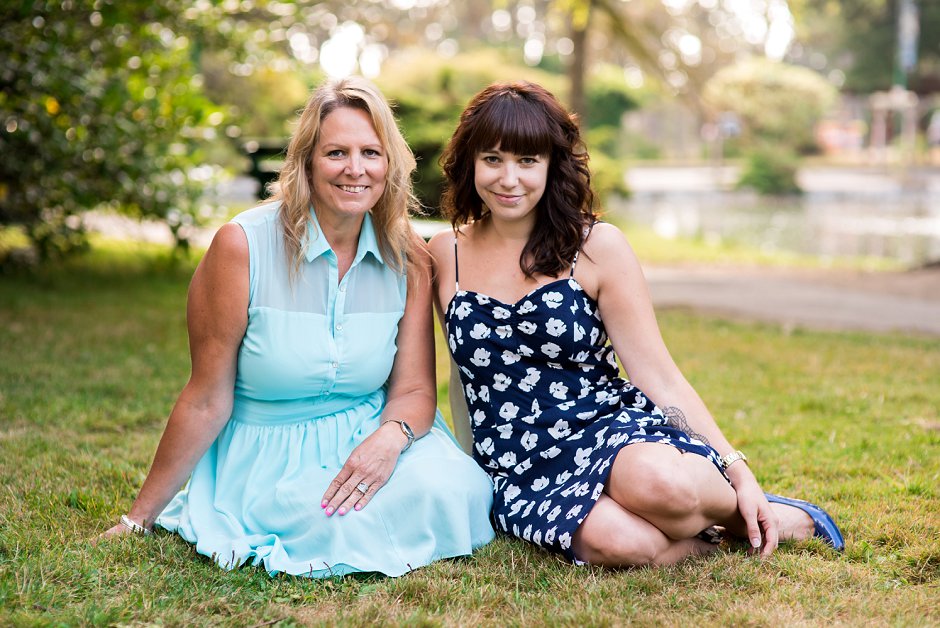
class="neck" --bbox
[315,209,364,255]
[481,212,535,245]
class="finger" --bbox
[348,479,385,513]
[335,486,364,516]
[325,473,374,516]
[93,524,132,545]
[336,477,384,516]
[321,467,354,508]
[760,509,779,558]
[323,480,357,516]
[741,507,763,553]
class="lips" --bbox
[492,192,522,205]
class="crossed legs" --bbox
[573,442,742,567]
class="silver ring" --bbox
[356,482,369,493]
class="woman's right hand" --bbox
[93,521,143,544]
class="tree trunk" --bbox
[567,0,593,126]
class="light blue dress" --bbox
[156,202,495,577]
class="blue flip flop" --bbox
[764,493,845,551]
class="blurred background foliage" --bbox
[2,0,938,264]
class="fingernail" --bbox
[751,538,762,548]
[325,506,334,516]
[354,504,362,511]
[338,507,347,516]
[321,499,328,508]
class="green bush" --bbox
[0,3,228,261]
[736,147,802,195]
[379,51,636,212]
[703,59,838,154]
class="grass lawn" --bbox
[1,238,937,626]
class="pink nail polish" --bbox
[325,506,334,516]
[354,504,362,511]
[338,507,347,516]
[321,499,328,508]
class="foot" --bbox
[770,502,815,542]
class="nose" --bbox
[498,162,518,188]
[345,153,364,177]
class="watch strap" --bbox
[720,450,748,469]
[382,419,415,452]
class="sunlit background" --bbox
[2,0,938,267]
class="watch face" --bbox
[401,421,414,438]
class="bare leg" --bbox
[771,503,814,541]
[606,442,739,539]
[607,442,816,545]
[572,494,719,567]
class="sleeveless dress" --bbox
[444,234,726,561]
[156,203,495,577]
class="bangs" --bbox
[470,93,554,157]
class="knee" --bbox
[576,531,660,567]
[626,463,701,518]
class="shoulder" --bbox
[209,222,249,258]
[230,200,281,228]
[581,222,636,260]
[428,228,456,261]
[577,222,645,294]
[188,222,249,314]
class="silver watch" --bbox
[383,419,415,452]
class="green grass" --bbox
[1,241,938,625]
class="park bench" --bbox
[241,139,287,199]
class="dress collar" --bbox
[304,208,385,266]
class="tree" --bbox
[790,0,940,94]
[703,58,838,153]
[0,0,222,260]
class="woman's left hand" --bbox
[320,422,406,516]
[730,469,779,558]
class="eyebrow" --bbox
[319,142,383,150]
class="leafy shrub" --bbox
[736,147,802,195]
[703,59,838,154]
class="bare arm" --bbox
[320,236,438,516]
[583,223,777,555]
[101,223,249,536]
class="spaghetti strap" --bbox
[453,234,460,292]
[570,221,599,278]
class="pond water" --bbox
[614,166,940,268]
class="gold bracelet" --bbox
[719,450,748,469]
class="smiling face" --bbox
[309,106,388,224]
[473,146,549,225]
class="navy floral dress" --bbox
[445,238,726,561]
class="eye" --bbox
[363,148,382,158]
[326,149,345,158]
[481,155,501,164]
[520,156,539,165]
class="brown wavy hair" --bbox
[439,81,596,278]
[270,76,419,277]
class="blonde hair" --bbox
[270,76,419,276]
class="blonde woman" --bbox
[100,77,495,577]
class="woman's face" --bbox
[309,106,388,223]
[473,146,549,225]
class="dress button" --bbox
[331,361,339,368]
[336,323,343,331]
[339,284,346,292]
